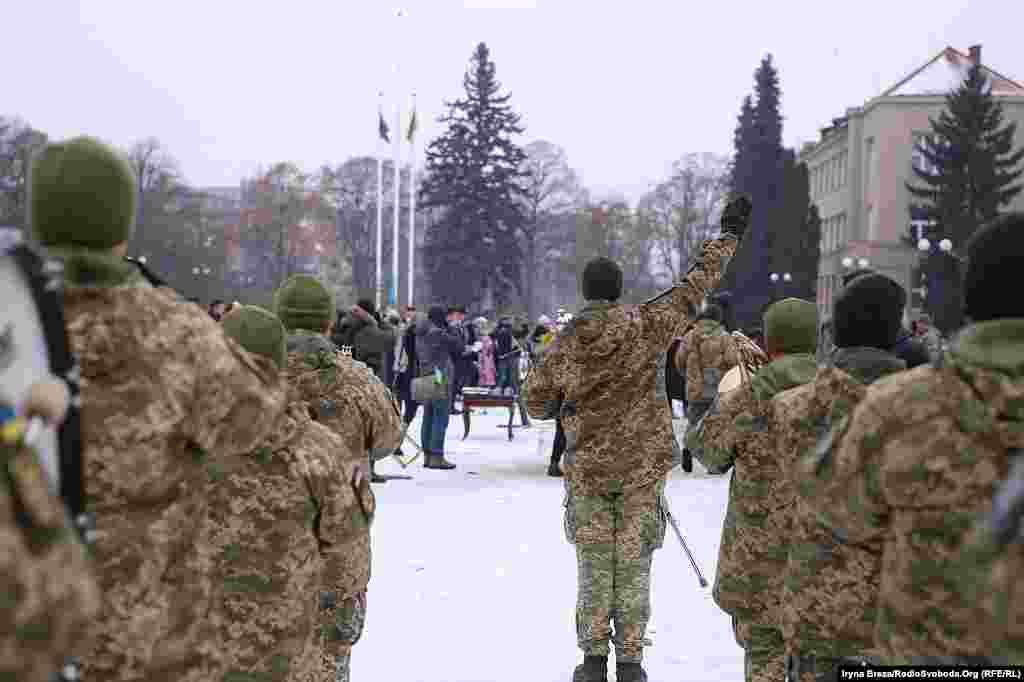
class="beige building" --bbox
[798,45,1024,321]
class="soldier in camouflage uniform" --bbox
[524,195,749,682]
[207,306,371,682]
[274,274,399,681]
[802,213,1024,664]
[774,274,907,681]
[674,302,740,472]
[686,298,818,682]
[27,136,287,681]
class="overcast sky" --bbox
[9,0,1022,203]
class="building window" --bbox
[911,133,943,176]
[865,138,875,198]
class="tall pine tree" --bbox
[729,96,756,196]
[907,62,1024,332]
[725,55,786,329]
[420,43,527,310]
[771,152,818,301]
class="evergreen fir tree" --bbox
[771,153,818,301]
[907,62,1024,249]
[907,62,1024,332]
[729,95,756,196]
[420,42,527,309]
[726,54,786,328]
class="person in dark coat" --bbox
[392,312,421,456]
[415,305,463,469]
[331,299,398,382]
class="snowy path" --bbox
[357,412,743,682]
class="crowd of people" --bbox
[5,134,1023,682]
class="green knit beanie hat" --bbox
[222,305,287,369]
[274,274,335,331]
[763,298,818,354]
[29,136,137,249]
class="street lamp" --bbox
[917,236,964,332]
[770,272,792,300]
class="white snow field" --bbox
[356,412,743,682]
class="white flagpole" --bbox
[376,92,385,311]
[392,9,405,310]
[408,93,416,308]
[392,102,401,310]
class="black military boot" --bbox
[424,451,456,470]
[370,460,388,484]
[547,459,563,477]
[616,661,648,682]
[681,448,694,473]
[572,655,608,682]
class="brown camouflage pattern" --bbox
[63,279,286,682]
[674,318,740,404]
[282,337,381,681]
[564,479,666,661]
[207,403,362,682]
[801,319,1024,662]
[740,622,785,682]
[523,234,738,497]
[951,519,1024,664]
[0,423,101,681]
[775,359,899,662]
[685,354,817,631]
[283,335,402,460]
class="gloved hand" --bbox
[720,194,753,239]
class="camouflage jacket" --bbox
[774,347,905,658]
[283,332,403,460]
[800,319,1024,662]
[522,235,737,496]
[686,353,817,636]
[674,319,740,404]
[1,414,101,681]
[951,484,1024,665]
[207,402,369,682]
[59,251,286,681]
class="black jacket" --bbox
[7,244,85,523]
[332,314,398,381]
[890,328,930,369]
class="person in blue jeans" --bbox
[414,305,463,469]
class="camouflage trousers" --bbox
[564,479,667,662]
[733,618,785,682]
[303,591,366,682]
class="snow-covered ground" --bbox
[357,412,743,682]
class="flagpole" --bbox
[408,92,416,308]
[392,8,405,310]
[392,100,401,309]
[376,92,385,311]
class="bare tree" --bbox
[318,157,408,301]
[639,152,729,282]
[127,138,184,236]
[519,140,582,317]
[0,117,48,229]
